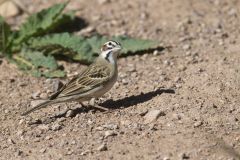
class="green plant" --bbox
[0,2,160,78]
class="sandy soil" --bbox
[0,0,240,159]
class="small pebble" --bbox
[19,119,25,125]
[0,1,20,18]
[180,153,190,159]
[51,123,62,131]
[122,79,128,85]
[39,93,48,99]
[95,126,104,131]
[45,136,52,140]
[16,130,24,136]
[65,110,74,118]
[163,157,170,160]
[39,148,46,153]
[38,124,50,132]
[80,150,90,156]
[102,124,118,130]
[31,91,41,99]
[97,143,107,151]
[172,113,182,120]
[8,138,15,144]
[104,130,117,138]
[182,44,190,50]
[97,0,110,5]
[144,110,165,124]
[194,121,203,127]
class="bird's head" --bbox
[100,40,122,63]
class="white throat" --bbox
[101,50,117,64]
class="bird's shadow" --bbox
[46,88,175,121]
[100,88,175,109]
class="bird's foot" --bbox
[88,98,109,111]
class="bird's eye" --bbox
[108,42,112,45]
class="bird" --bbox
[21,40,122,116]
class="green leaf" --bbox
[28,33,94,63]
[15,2,69,44]
[87,35,159,55]
[0,16,11,54]
[113,36,159,54]
[27,33,160,64]
[21,49,58,69]
[13,49,65,77]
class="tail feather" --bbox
[21,100,55,116]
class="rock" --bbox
[27,119,42,125]
[97,0,110,5]
[4,109,9,114]
[102,123,119,130]
[178,65,187,71]
[121,120,132,126]
[193,121,203,127]
[95,126,104,131]
[39,93,48,99]
[144,110,165,124]
[122,79,128,85]
[38,124,50,132]
[16,130,24,136]
[7,138,15,144]
[97,143,107,151]
[45,136,52,140]
[104,130,117,138]
[182,44,190,50]
[140,12,148,20]
[163,157,170,160]
[66,150,73,155]
[153,50,161,56]
[19,119,25,125]
[80,150,91,156]
[39,148,46,153]
[15,150,23,156]
[51,123,62,131]
[65,110,74,118]
[71,140,76,145]
[18,82,27,87]
[180,153,190,159]
[55,108,68,117]
[163,60,170,66]
[0,1,20,18]
[228,8,237,16]
[172,113,182,120]
[128,66,136,72]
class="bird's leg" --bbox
[89,98,109,111]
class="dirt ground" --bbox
[0,0,240,159]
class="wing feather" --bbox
[49,64,111,99]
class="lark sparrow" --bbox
[22,41,122,116]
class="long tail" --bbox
[21,100,57,116]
